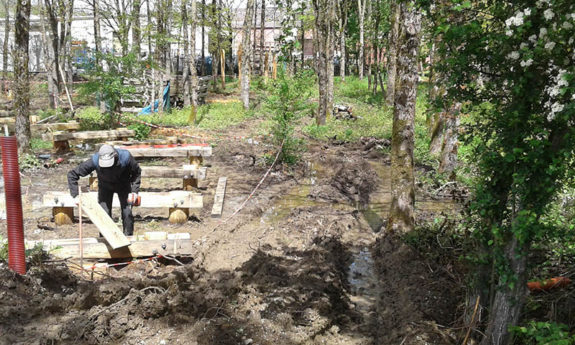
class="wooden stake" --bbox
[462,296,480,345]
[272,52,277,79]
[78,188,83,275]
[238,48,243,81]
[221,49,226,89]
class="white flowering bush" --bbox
[432,0,575,342]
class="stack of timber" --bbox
[120,75,212,114]
[53,128,135,152]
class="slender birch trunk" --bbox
[386,0,400,105]
[132,0,141,56]
[357,0,366,80]
[387,1,422,234]
[240,0,255,110]
[14,0,31,151]
[1,0,10,93]
[259,0,265,75]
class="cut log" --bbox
[39,239,198,259]
[120,145,212,158]
[44,191,203,209]
[79,193,131,249]
[53,128,135,141]
[53,207,74,225]
[211,177,227,218]
[169,208,189,224]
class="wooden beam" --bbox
[53,128,135,141]
[121,145,212,158]
[211,177,227,217]
[43,191,203,209]
[79,193,131,249]
[141,166,207,180]
[33,122,80,132]
[38,239,198,259]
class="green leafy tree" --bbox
[78,52,144,120]
[266,68,315,164]
[434,1,575,344]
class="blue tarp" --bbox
[139,81,171,115]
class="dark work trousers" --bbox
[98,184,134,236]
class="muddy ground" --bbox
[0,108,466,344]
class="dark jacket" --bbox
[67,149,141,197]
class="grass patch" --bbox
[30,138,52,151]
[130,101,254,131]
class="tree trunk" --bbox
[2,0,10,93]
[259,0,265,75]
[312,0,336,125]
[201,0,206,76]
[438,103,460,178]
[190,0,198,107]
[182,0,191,106]
[44,0,61,109]
[240,0,255,110]
[385,0,400,106]
[14,0,31,152]
[64,0,74,87]
[339,18,346,81]
[386,1,421,234]
[357,0,365,80]
[132,0,141,56]
[300,12,305,71]
[480,237,527,345]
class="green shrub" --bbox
[76,107,114,130]
[128,123,151,141]
[19,153,42,171]
[266,68,314,165]
[511,322,575,345]
[30,138,52,151]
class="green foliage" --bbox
[26,243,49,267]
[19,153,42,171]
[76,107,114,130]
[77,52,144,114]
[511,322,575,345]
[434,0,575,282]
[30,138,52,151]
[0,236,7,262]
[127,123,151,141]
[35,107,69,122]
[266,68,314,164]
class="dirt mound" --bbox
[372,235,462,344]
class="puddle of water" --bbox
[348,247,377,296]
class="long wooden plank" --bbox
[0,110,13,118]
[211,177,227,218]
[141,166,207,180]
[41,239,198,259]
[122,145,212,158]
[44,191,203,209]
[53,128,135,141]
[79,193,131,249]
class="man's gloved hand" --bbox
[127,193,140,206]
